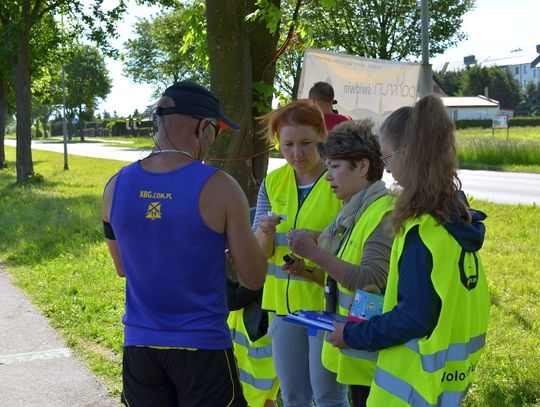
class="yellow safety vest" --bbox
[367,214,490,406]
[228,309,279,407]
[261,164,341,315]
[321,195,394,385]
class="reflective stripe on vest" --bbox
[230,328,273,359]
[238,368,276,391]
[337,290,354,313]
[373,368,466,407]
[404,333,486,373]
[274,233,288,246]
[266,263,311,281]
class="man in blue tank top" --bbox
[102,82,267,407]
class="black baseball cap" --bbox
[156,81,239,130]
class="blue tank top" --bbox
[110,160,230,349]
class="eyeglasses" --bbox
[381,150,400,165]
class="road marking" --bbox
[0,348,72,365]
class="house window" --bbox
[534,69,537,78]
[515,66,519,75]
[523,65,528,74]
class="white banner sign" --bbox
[298,48,421,127]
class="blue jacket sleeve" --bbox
[343,225,441,351]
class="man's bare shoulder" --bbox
[206,169,245,197]
[102,173,119,221]
[103,173,119,194]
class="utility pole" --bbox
[62,66,68,170]
[420,0,433,97]
[61,13,68,170]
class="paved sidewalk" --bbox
[0,267,118,406]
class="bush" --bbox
[106,119,153,137]
[455,117,540,129]
[508,116,540,127]
[455,120,492,129]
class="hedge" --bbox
[49,119,154,138]
[455,116,540,129]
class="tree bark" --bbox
[248,0,281,198]
[205,0,280,205]
[41,115,49,139]
[13,0,34,183]
[0,80,8,169]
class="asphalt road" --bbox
[5,138,540,205]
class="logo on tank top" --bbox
[146,202,162,220]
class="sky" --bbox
[96,0,160,117]
[97,0,540,117]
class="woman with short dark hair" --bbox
[287,119,394,406]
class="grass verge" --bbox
[0,146,126,398]
[457,127,540,173]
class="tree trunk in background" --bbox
[248,0,280,198]
[0,80,8,169]
[41,116,49,139]
[205,0,280,205]
[290,56,303,100]
[13,0,34,183]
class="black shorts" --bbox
[122,346,247,407]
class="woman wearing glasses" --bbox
[327,95,490,407]
[252,100,346,406]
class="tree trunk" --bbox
[0,80,8,169]
[248,0,281,199]
[205,0,280,205]
[41,115,49,139]
[291,56,303,100]
[13,0,34,184]
[34,118,40,138]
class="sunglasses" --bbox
[207,119,221,138]
[193,116,221,138]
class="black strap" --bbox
[103,221,116,240]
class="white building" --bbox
[441,95,501,121]
[435,44,540,89]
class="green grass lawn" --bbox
[457,126,540,141]
[0,146,539,405]
[457,127,540,173]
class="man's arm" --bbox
[102,175,125,277]
[201,171,266,290]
